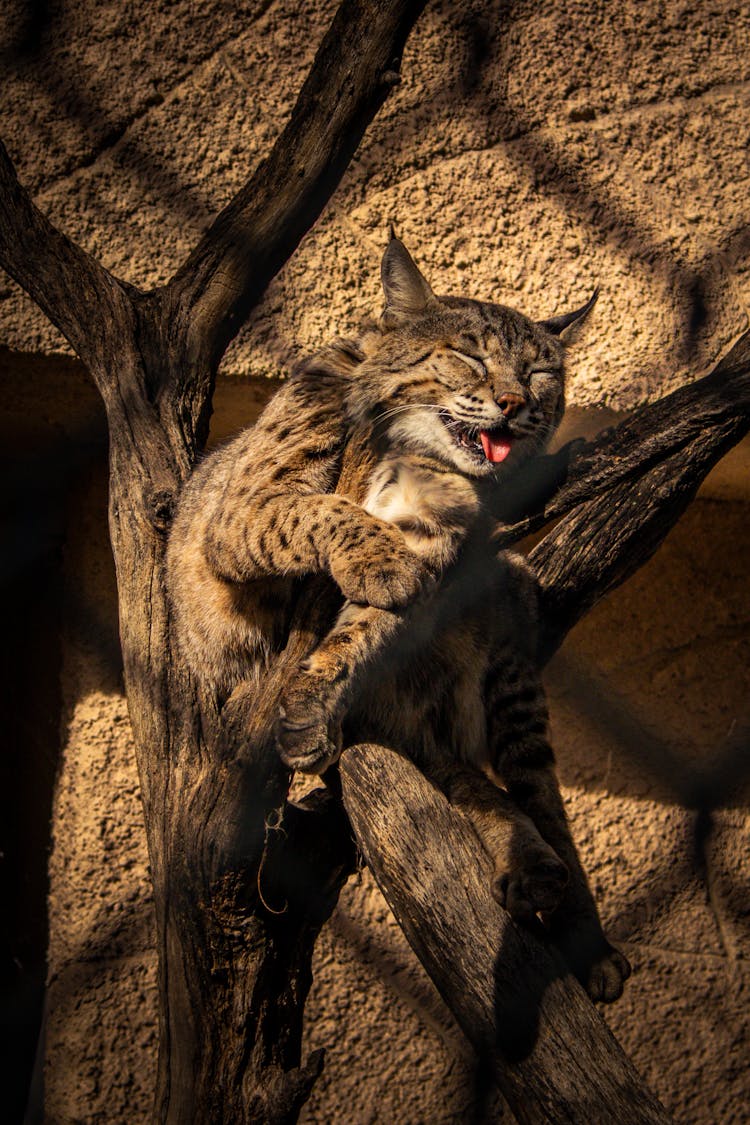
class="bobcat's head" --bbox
[344,235,597,478]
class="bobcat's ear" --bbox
[539,288,599,343]
[381,233,436,325]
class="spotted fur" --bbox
[166,237,629,1002]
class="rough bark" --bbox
[341,744,671,1125]
[135,310,745,1120]
[333,331,750,1122]
[483,330,750,660]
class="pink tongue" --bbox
[480,430,513,463]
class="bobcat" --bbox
[166,236,630,1002]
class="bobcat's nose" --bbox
[495,392,526,419]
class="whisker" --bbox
[377,403,445,423]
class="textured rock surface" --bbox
[2,0,749,403]
[2,0,749,1121]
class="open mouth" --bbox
[439,412,514,464]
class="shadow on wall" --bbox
[5,0,749,381]
[0,348,111,1122]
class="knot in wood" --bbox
[381,66,401,88]
[145,487,175,534]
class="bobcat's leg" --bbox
[276,601,402,773]
[431,763,568,923]
[205,492,430,610]
[277,495,470,773]
[494,738,631,1002]
[484,657,630,1002]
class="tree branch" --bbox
[0,6,434,1116]
[1,0,428,450]
[331,340,750,1120]
[5,0,744,1111]
[340,744,671,1125]
[164,0,428,370]
[527,330,750,660]
[0,138,133,374]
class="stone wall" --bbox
[1,1,749,1121]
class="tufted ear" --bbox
[381,232,436,325]
[539,287,599,342]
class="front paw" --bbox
[276,692,341,775]
[493,848,569,924]
[555,923,631,1003]
[330,531,431,609]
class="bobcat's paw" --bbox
[493,848,568,924]
[584,944,631,1004]
[330,531,432,609]
[555,923,631,1004]
[275,693,341,775]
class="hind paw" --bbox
[555,922,632,1003]
[493,849,569,923]
[584,943,631,1004]
[275,691,341,775]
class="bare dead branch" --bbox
[1,0,428,446]
[0,138,132,375]
[340,743,672,1125]
[3,0,745,1114]
[164,0,428,371]
[527,331,750,660]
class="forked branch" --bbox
[0,0,427,431]
[2,1,747,1112]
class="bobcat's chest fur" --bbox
[362,456,481,563]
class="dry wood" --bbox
[530,332,750,659]
[341,743,672,1125]
[477,329,750,660]
[332,332,750,1124]
[165,0,431,435]
[0,139,131,374]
